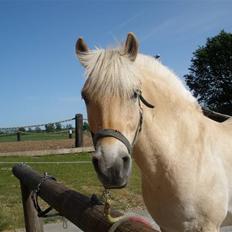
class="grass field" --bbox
[0,153,143,231]
[0,131,72,143]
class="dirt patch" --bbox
[0,133,93,153]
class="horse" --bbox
[75,32,232,232]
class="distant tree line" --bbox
[44,123,74,132]
[15,122,90,133]
[1,121,90,134]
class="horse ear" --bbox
[124,32,139,61]
[75,37,88,54]
[75,37,89,67]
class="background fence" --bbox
[0,114,91,150]
[0,108,230,151]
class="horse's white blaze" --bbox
[76,33,232,232]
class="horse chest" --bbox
[141,174,190,225]
[141,171,228,232]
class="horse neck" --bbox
[133,64,204,175]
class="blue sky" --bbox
[0,0,231,128]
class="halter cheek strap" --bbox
[139,94,154,109]
[91,91,154,155]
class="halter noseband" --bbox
[91,90,154,154]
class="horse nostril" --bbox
[122,156,129,163]
[122,156,130,171]
[92,157,100,172]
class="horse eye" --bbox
[132,91,138,99]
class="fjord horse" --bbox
[75,33,232,232]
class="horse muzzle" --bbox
[92,153,131,189]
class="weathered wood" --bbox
[20,181,44,232]
[0,146,94,157]
[17,131,21,141]
[12,164,158,232]
[75,114,83,147]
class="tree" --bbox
[45,123,55,132]
[35,126,41,133]
[184,30,232,114]
[18,127,26,132]
[55,122,62,131]
[66,124,73,129]
[83,122,90,131]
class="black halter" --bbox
[91,90,154,154]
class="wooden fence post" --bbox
[17,131,21,141]
[20,181,44,232]
[13,164,159,232]
[75,114,83,147]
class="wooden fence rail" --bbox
[12,163,158,232]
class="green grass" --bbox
[0,153,143,231]
[0,132,73,143]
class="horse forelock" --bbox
[80,47,141,101]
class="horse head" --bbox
[75,33,152,189]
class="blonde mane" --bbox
[79,45,200,111]
[136,54,197,104]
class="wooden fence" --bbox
[12,163,158,232]
[1,114,85,148]
[75,113,83,147]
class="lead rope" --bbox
[102,189,124,223]
[103,189,154,232]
